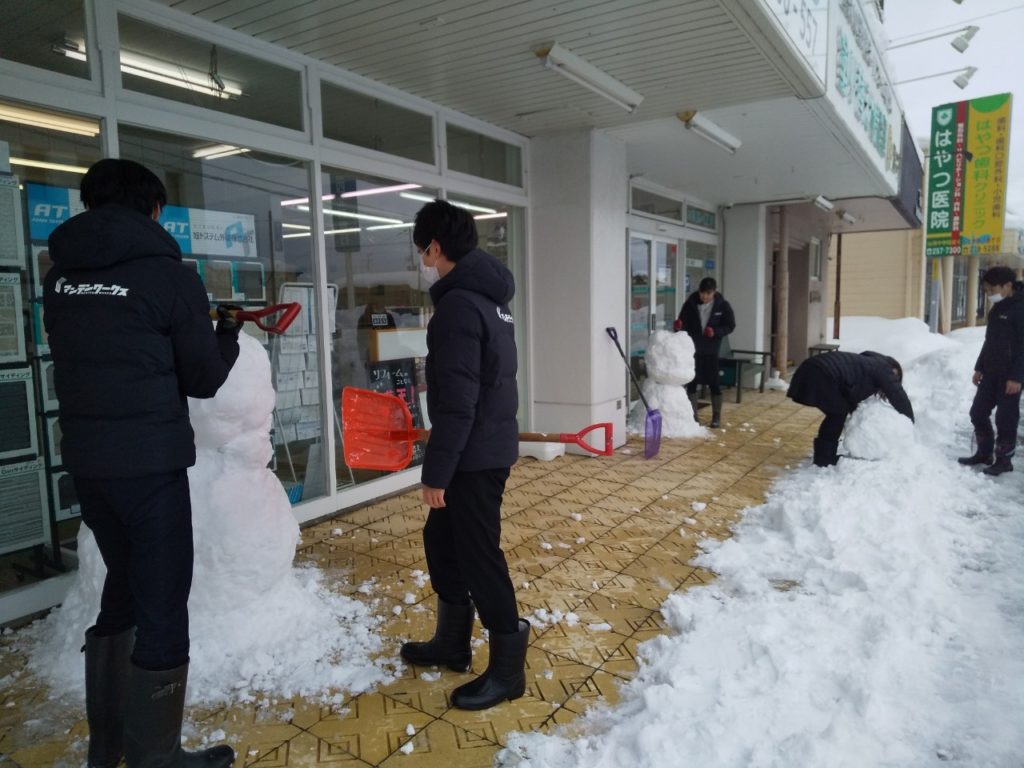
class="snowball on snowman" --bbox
[627,330,704,439]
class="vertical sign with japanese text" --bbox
[926,93,1012,257]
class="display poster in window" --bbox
[0,367,38,460]
[0,174,27,268]
[0,272,26,364]
[0,458,50,556]
[366,357,426,463]
[26,183,84,241]
[159,205,258,259]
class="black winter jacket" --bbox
[975,292,1024,381]
[44,204,239,478]
[787,351,914,421]
[422,249,518,489]
[678,292,735,356]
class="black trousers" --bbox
[75,470,194,671]
[969,374,1021,448]
[686,354,722,396]
[817,410,849,442]
[422,467,518,634]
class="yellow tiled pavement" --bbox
[0,391,821,767]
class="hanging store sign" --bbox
[159,205,258,259]
[759,0,829,85]
[925,93,1013,258]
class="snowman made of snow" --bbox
[627,329,705,438]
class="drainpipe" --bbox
[833,232,842,341]
[774,207,790,378]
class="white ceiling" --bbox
[154,0,907,225]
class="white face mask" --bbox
[988,293,1005,304]
[419,260,440,286]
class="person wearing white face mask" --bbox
[959,266,1024,474]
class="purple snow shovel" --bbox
[606,327,662,459]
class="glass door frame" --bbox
[626,230,681,402]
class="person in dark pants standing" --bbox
[677,277,735,427]
[787,351,914,467]
[44,159,238,768]
[958,266,1024,475]
[399,200,528,711]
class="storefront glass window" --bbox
[0,99,102,598]
[117,15,303,131]
[631,188,684,222]
[321,82,434,165]
[446,124,522,187]
[0,1,90,80]
[118,125,325,505]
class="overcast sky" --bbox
[884,0,1024,228]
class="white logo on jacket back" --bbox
[54,277,129,297]
[496,307,513,324]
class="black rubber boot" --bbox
[812,438,839,467]
[123,662,235,768]
[983,441,1014,476]
[710,395,723,428]
[84,626,134,768]
[958,433,994,466]
[450,619,530,711]
[400,598,474,672]
[687,392,700,423]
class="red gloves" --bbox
[703,326,715,338]
[673,319,683,331]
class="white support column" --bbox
[722,204,768,351]
[528,130,628,447]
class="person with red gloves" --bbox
[676,277,735,427]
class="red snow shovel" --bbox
[605,327,662,459]
[341,387,613,471]
[208,303,302,335]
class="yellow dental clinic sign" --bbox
[925,93,1012,257]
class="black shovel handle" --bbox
[605,327,653,412]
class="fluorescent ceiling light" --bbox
[366,222,414,230]
[397,191,496,214]
[191,144,250,160]
[400,192,435,204]
[677,111,742,154]
[282,227,361,239]
[307,206,404,225]
[9,157,90,174]
[281,194,336,207]
[474,212,508,220]
[0,103,99,136]
[536,43,643,113]
[281,223,310,230]
[813,195,835,211]
[339,183,421,199]
[54,40,242,99]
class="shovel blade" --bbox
[644,409,662,459]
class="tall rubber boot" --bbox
[687,391,700,423]
[710,395,723,428]
[958,433,994,466]
[983,440,1014,476]
[450,619,530,711]
[84,626,134,768]
[400,597,474,672]
[123,662,234,768]
[812,438,839,467]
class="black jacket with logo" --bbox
[422,249,518,489]
[976,291,1024,382]
[44,204,238,478]
[678,291,736,356]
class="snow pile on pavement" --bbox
[500,317,1024,767]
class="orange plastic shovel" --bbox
[207,303,302,335]
[341,387,613,471]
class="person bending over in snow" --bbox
[958,266,1024,476]
[401,200,529,711]
[44,159,238,767]
[676,276,735,428]
[787,350,914,467]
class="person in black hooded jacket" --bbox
[43,159,237,768]
[676,277,735,427]
[958,266,1024,475]
[787,350,914,467]
[399,200,528,712]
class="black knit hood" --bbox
[48,204,181,271]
